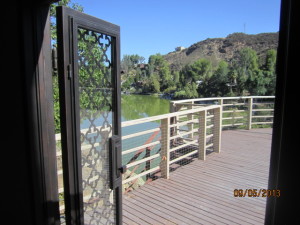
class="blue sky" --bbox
[75,0,281,61]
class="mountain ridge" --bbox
[163,32,278,70]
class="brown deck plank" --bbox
[173,163,268,185]
[124,193,180,225]
[131,187,211,224]
[123,201,165,225]
[143,180,262,224]
[154,177,266,219]
[133,186,232,225]
[123,129,272,224]
[167,173,267,210]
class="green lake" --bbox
[80,94,171,180]
[121,95,170,170]
[121,94,170,122]
[81,94,170,154]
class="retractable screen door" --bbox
[56,6,122,225]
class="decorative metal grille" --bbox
[77,28,115,225]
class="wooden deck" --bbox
[123,128,272,225]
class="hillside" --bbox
[163,32,278,70]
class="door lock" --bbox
[119,165,127,174]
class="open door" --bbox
[56,6,122,225]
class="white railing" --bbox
[121,104,222,190]
[171,96,275,130]
[56,104,222,210]
[57,96,273,210]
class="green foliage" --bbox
[174,82,198,99]
[199,60,230,97]
[77,29,108,111]
[190,58,213,81]
[53,76,61,133]
[121,54,145,72]
[148,54,172,91]
[173,71,180,84]
[121,53,175,94]
[233,47,260,95]
[50,0,83,42]
[51,2,277,136]
[263,49,277,95]
[121,54,148,92]
[150,74,161,93]
[51,0,84,133]
[121,47,277,99]
[179,58,212,85]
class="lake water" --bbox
[80,94,170,181]
[121,94,170,121]
[81,94,170,148]
[121,95,170,170]
[80,94,170,127]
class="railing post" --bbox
[188,101,194,139]
[169,102,177,137]
[145,147,151,180]
[247,97,253,130]
[160,117,170,179]
[218,99,224,129]
[213,106,222,153]
[198,110,207,160]
[169,102,175,113]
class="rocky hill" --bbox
[164,32,278,70]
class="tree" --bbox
[51,1,84,133]
[233,47,260,95]
[173,71,180,84]
[247,69,267,95]
[180,58,212,85]
[174,82,198,99]
[191,58,213,82]
[121,55,133,72]
[77,29,108,110]
[148,54,172,91]
[205,60,230,97]
[121,54,145,72]
[151,74,161,93]
[50,0,83,42]
[262,49,277,95]
[178,58,212,97]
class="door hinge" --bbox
[52,47,58,74]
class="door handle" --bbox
[109,135,122,189]
[119,165,127,174]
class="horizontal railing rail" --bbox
[57,96,273,211]
[56,104,222,210]
[121,104,222,191]
[171,96,275,130]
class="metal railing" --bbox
[56,96,274,212]
[171,96,275,130]
[121,104,222,192]
[56,104,222,211]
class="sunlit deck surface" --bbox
[123,129,272,225]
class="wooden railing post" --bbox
[169,102,177,138]
[198,110,207,160]
[247,97,253,130]
[169,102,175,113]
[213,106,222,153]
[187,101,194,139]
[160,118,170,179]
[218,99,224,128]
[145,147,151,180]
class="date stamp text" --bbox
[233,189,280,197]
